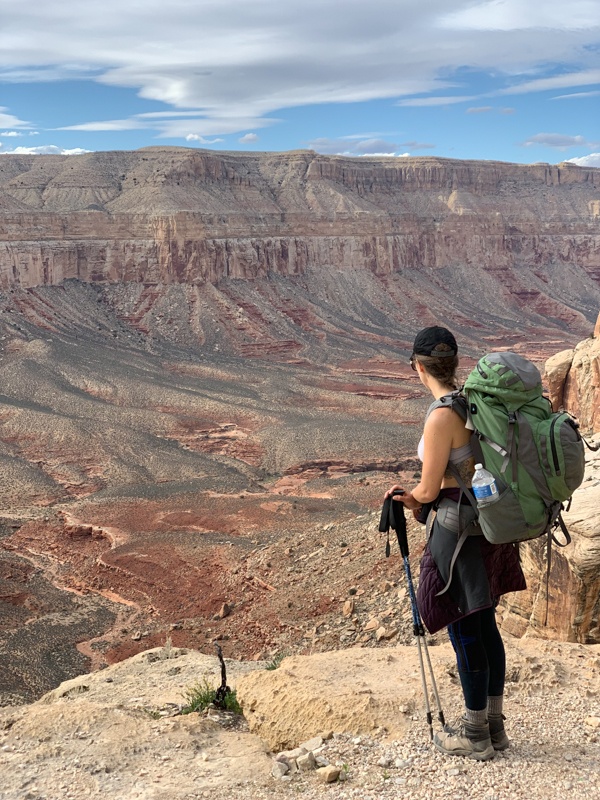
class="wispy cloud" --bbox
[439,1,600,31]
[399,140,435,150]
[466,106,493,114]
[552,90,600,100]
[397,95,476,107]
[0,108,31,129]
[59,119,145,131]
[1,2,598,140]
[499,69,600,96]
[307,136,400,155]
[59,114,279,138]
[239,133,259,143]
[521,133,592,149]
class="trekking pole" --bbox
[379,492,446,739]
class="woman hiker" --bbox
[385,326,526,761]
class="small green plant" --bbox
[265,650,288,671]
[181,677,242,715]
[220,690,242,714]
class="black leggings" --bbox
[447,605,505,711]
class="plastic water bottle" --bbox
[472,463,499,506]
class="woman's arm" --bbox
[385,407,454,509]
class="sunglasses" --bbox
[410,354,417,371]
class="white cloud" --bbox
[308,136,400,155]
[565,153,600,167]
[522,133,591,149]
[0,107,30,129]
[466,106,493,113]
[439,1,600,31]
[0,145,90,155]
[361,152,406,158]
[59,114,278,139]
[397,95,477,107]
[1,130,23,136]
[0,2,598,138]
[399,140,435,149]
[308,133,436,156]
[185,134,224,143]
[352,138,399,155]
[59,119,146,131]
[498,69,600,96]
[552,90,600,100]
[239,133,259,143]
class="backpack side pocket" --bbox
[477,478,547,544]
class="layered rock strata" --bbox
[0,150,599,314]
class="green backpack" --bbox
[451,351,587,545]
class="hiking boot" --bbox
[433,717,495,761]
[488,713,509,750]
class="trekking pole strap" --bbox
[379,494,409,557]
[582,434,600,452]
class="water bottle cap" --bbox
[474,463,483,470]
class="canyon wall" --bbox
[1,148,599,297]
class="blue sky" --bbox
[0,0,598,166]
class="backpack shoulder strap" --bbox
[426,390,469,421]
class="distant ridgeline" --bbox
[0,149,598,286]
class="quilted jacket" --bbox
[417,516,526,634]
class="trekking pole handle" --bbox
[390,490,410,558]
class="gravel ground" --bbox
[196,693,599,800]
[2,680,596,800]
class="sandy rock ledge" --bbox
[0,638,599,800]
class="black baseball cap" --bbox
[412,326,458,358]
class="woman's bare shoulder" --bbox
[426,404,468,439]
[424,405,456,433]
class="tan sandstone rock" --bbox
[235,646,452,751]
[561,313,600,434]
[545,348,574,411]
[503,318,600,642]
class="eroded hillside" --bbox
[1,149,599,704]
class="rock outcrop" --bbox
[546,312,600,433]
[502,315,600,642]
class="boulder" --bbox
[544,348,574,411]
[235,646,455,751]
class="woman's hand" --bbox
[384,485,422,511]
[384,484,404,500]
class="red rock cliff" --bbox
[1,148,599,295]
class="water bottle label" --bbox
[473,482,498,500]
